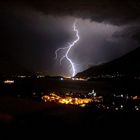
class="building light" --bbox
[37,75,45,78]
[33,92,36,96]
[115,107,119,111]
[120,105,123,109]
[88,89,96,97]
[80,104,86,107]
[4,80,14,84]
[60,78,64,80]
[17,75,26,78]
[121,94,123,98]
[135,106,139,111]
[112,102,115,105]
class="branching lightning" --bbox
[55,20,80,77]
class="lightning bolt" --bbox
[55,20,80,77]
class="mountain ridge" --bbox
[75,46,140,78]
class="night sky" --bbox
[1,0,140,77]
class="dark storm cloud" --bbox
[2,0,140,25]
[1,0,140,76]
[113,24,140,42]
[0,6,76,75]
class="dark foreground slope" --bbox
[0,96,140,139]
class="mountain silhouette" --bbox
[75,47,140,78]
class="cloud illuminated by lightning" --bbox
[55,20,80,77]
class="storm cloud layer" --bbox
[1,0,140,76]
[2,0,140,25]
